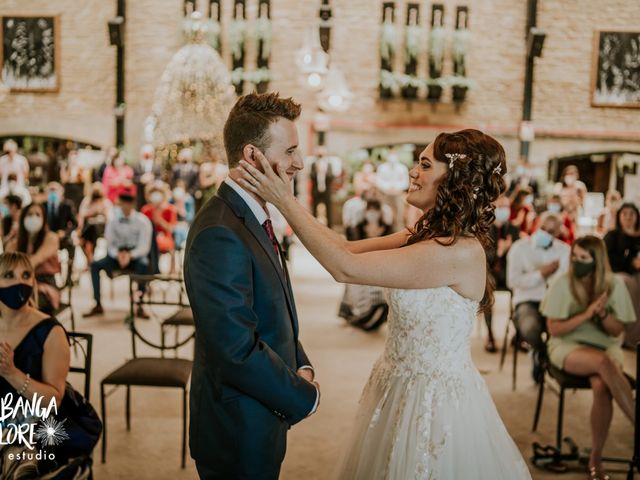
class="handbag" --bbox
[52,383,103,460]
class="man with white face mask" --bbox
[507,212,570,382]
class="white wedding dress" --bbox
[336,287,532,480]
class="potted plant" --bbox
[449,76,475,103]
[426,77,447,102]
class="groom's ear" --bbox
[241,144,257,167]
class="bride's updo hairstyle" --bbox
[407,129,507,312]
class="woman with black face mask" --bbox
[0,252,70,472]
[540,235,635,479]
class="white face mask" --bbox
[24,215,43,233]
[564,175,577,186]
[172,188,185,201]
[364,210,381,224]
[150,192,163,205]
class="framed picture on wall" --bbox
[1,15,60,92]
[591,29,640,108]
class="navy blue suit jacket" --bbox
[184,182,316,478]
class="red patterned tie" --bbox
[262,219,281,259]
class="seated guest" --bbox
[141,181,178,255]
[102,150,135,203]
[0,173,32,207]
[84,190,152,318]
[171,148,199,196]
[6,203,61,314]
[485,194,520,352]
[507,212,570,381]
[509,186,535,235]
[604,202,640,347]
[133,144,162,209]
[46,181,78,257]
[542,194,575,245]
[171,179,195,252]
[540,235,636,479]
[0,252,101,476]
[1,194,22,249]
[555,164,587,207]
[76,182,113,264]
[597,189,622,236]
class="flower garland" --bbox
[428,26,446,75]
[229,18,247,59]
[206,19,222,51]
[405,25,423,62]
[451,28,471,68]
[380,19,397,62]
[255,17,272,60]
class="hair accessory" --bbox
[493,164,502,175]
[472,186,480,199]
[444,153,467,168]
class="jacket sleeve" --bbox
[296,340,312,370]
[186,226,317,425]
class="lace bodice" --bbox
[381,287,479,377]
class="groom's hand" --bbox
[297,367,314,383]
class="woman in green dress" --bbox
[541,235,635,480]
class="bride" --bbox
[238,129,532,479]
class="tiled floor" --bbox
[65,245,635,480]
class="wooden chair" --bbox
[100,274,193,468]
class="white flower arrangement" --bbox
[428,26,446,74]
[405,25,423,62]
[231,67,245,85]
[206,19,222,51]
[229,19,247,59]
[451,28,471,68]
[244,67,272,85]
[380,20,397,62]
[380,69,399,90]
[448,75,476,89]
[255,17,272,60]
[397,73,423,88]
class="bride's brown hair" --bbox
[406,129,507,313]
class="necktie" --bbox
[262,219,281,259]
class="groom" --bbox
[184,92,319,479]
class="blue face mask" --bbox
[495,207,510,224]
[48,191,60,205]
[0,283,33,310]
[533,229,553,249]
[0,205,9,218]
[547,203,562,213]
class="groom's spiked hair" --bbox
[223,92,302,168]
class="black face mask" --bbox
[573,260,595,278]
[0,283,33,310]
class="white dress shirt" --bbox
[506,237,571,307]
[224,177,318,415]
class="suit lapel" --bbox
[217,184,298,331]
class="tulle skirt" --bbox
[336,359,532,480]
